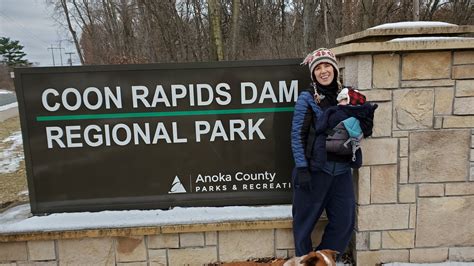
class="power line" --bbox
[47,45,56,66]
[57,39,74,66]
[0,10,50,46]
[0,10,50,43]
[57,41,65,66]
[47,44,65,66]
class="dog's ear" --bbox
[300,251,318,265]
[322,249,339,261]
[300,251,324,266]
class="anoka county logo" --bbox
[168,176,187,194]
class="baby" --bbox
[336,87,365,106]
[312,87,378,168]
[316,87,376,136]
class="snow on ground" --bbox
[0,204,292,234]
[17,190,28,196]
[388,36,474,42]
[370,21,457,30]
[0,131,24,174]
[0,102,18,112]
[0,89,13,94]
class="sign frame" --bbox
[14,59,307,215]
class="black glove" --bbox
[296,167,312,191]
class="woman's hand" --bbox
[296,167,312,191]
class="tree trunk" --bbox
[323,0,330,47]
[361,0,373,30]
[330,0,343,43]
[303,0,316,52]
[230,0,241,60]
[413,0,420,21]
[119,0,133,58]
[208,0,224,61]
[280,0,285,42]
[341,0,353,36]
[167,1,188,61]
[192,0,204,61]
[101,0,121,58]
[137,0,158,62]
[60,0,85,64]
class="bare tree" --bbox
[449,0,473,25]
[59,0,85,64]
[421,0,441,21]
[413,0,420,21]
[49,0,473,65]
[191,0,207,61]
[229,0,241,60]
[303,0,320,52]
[208,0,224,61]
[322,0,330,46]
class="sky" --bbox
[0,0,80,66]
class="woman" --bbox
[290,48,357,260]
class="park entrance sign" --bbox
[14,59,310,215]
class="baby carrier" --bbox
[325,117,363,162]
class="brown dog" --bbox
[299,249,338,266]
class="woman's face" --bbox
[313,63,335,86]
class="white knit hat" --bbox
[302,48,340,82]
[337,88,349,103]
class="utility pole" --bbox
[47,45,56,66]
[58,40,69,66]
[48,43,69,66]
[58,47,64,66]
[65,52,74,66]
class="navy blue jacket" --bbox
[291,90,323,169]
[315,103,378,136]
[313,103,378,169]
[291,90,377,171]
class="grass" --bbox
[0,115,28,210]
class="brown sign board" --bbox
[14,59,310,215]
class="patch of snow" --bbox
[0,102,18,112]
[17,190,28,196]
[0,131,24,174]
[0,89,14,95]
[0,204,31,225]
[384,263,474,266]
[0,204,292,234]
[370,21,457,30]
[3,131,22,143]
[388,36,474,42]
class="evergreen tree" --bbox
[0,37,31,67]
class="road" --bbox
[0,92,16,106]
[0,91,19,122]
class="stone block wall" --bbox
[339,49,474,265]
[0,220,328,265]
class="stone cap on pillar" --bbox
[333,21,474,56]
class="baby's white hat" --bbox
[337,88,349,102]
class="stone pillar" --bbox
[333,22,474,266]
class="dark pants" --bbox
[292,168,355,256]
